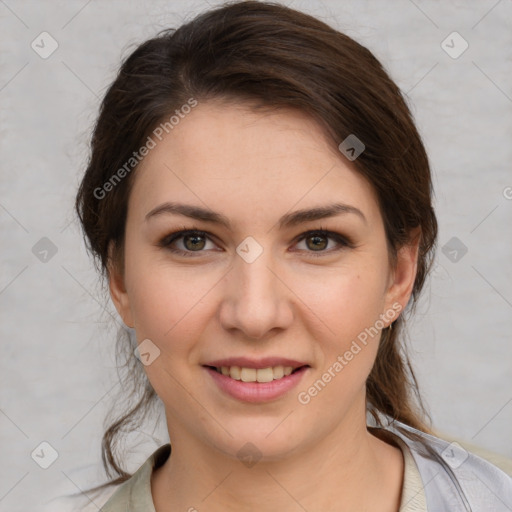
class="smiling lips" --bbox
[204,357,309,381]
[204,359,310,402]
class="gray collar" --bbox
[380,420,512,511]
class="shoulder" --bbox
[100,443,171,511]
[43,444,171,512]
[388,422,512,511]
[439,433,512,477]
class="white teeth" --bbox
[273,366,284,379]
[217,365,299,382]
[229,366,241,380]
[256,367,274,383]
[240,367,257,382]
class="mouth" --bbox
[202,362,310,403]
[204,364,310,383]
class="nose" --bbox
[218,246,294,340]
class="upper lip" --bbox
[203,357,310,370]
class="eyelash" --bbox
[158,226,354,258]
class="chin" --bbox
[200,415,309,462]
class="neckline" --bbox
[146,433,426,511]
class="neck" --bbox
[151,404,403,512]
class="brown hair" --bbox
[76,0,437,491]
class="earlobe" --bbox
[384,228,421,321]
[107,243,134,329]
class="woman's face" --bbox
[110,100,417,460]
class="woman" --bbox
[68,1,511,510]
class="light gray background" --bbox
[1,1,511,510]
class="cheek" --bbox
[295,265,388,338]
[126,262,216,341]
[124,264,215,402]
[294,275,385,413]
[293,265,388,396]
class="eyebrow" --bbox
[145,201,367,228]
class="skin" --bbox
[109,100,419,512]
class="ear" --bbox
[383,227,421,323]
[108,242,134,328]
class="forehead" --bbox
[129,101,381,228]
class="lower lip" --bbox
[204,366,309,403]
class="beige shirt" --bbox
[94,431,427,512]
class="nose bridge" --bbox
[219,241,293,338]
[238,250,277,298]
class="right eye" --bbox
[160,229,219,257]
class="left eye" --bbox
[294,230,349,254]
